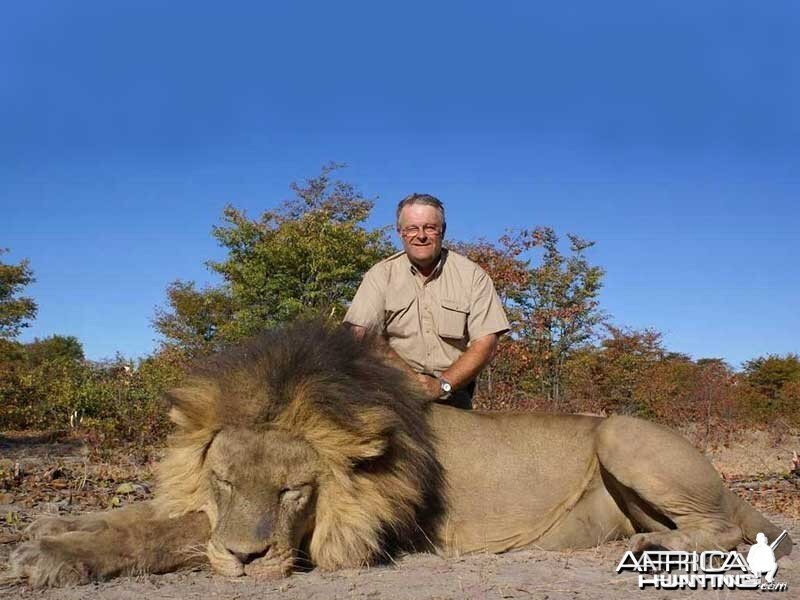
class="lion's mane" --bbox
[152,321,445,569]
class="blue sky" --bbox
[2,1,798,367]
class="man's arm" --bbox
[414,332,500,400]
[441,332,499,390]
[343,264,386,332]
[349,328,501,402]
[416,264,510,400]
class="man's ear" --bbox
[441,222,447,238]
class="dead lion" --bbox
[9,322,793,587]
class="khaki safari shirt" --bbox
[344,249,510,376]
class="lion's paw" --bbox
[10,539,92,588]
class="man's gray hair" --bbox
[395,193,446,228]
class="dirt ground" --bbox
[1,429,799,599]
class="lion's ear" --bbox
[165,377,221,432]
[350,407,396,460]
[316,428,391,466]
[350,435,389,461]
[285,406,395,466]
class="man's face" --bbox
[397,204,444,269]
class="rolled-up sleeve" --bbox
[467,267,510,342]
[343,265,387,331]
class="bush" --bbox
[0,344,184,446]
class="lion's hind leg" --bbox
[596,415,750,554]
[626,519,744,555]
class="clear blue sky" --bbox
[2,1,798,368]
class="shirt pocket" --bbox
[438,298,469,340]
[384,288,416,336]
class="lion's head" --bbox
[151,322,445,577]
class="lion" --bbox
[9,322,793,587]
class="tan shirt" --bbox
[344,249,510,376]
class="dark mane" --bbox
[189,321,423,429]
[169,320,445,557]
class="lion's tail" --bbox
[724,487,793,559]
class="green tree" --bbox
[153,281,236,357]
[742,354,800,400]
[0,249,37,339]
[735,353,800,427]
[25,335,85,366]
[519,228,605,404]
[154,164,394,355]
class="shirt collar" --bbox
[407,247,448,279]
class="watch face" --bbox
[441,381,452,392]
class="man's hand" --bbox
[440,333,499,391]
[415,373,442,401]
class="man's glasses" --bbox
[400,225,442,238]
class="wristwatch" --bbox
[438,377,452,400]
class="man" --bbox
[344,193,510,409]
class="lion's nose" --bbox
[229,548,268,565]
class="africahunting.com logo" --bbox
[616,530,790,592]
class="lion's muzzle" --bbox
[207,536,295,579]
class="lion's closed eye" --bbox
[280,485,311,506]
[211,472,233,491]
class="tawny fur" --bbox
[9,321,792,588]
[155,323,445,569]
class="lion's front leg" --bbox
[11,506,210,587]
[23,501,165,541]
[24,511,111,540]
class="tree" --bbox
[154,164,394,355]
[565,325,666,415]
[453,228,605,406]
[0,248,37,339]
[153,281,236,357]
[25,335,85,366]
[450,234,536,405]
[517,228,605,404]
[735,353,800,427]
[742,354,800,400]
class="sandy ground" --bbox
[3,537,799,600]
[1,429,798,599]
